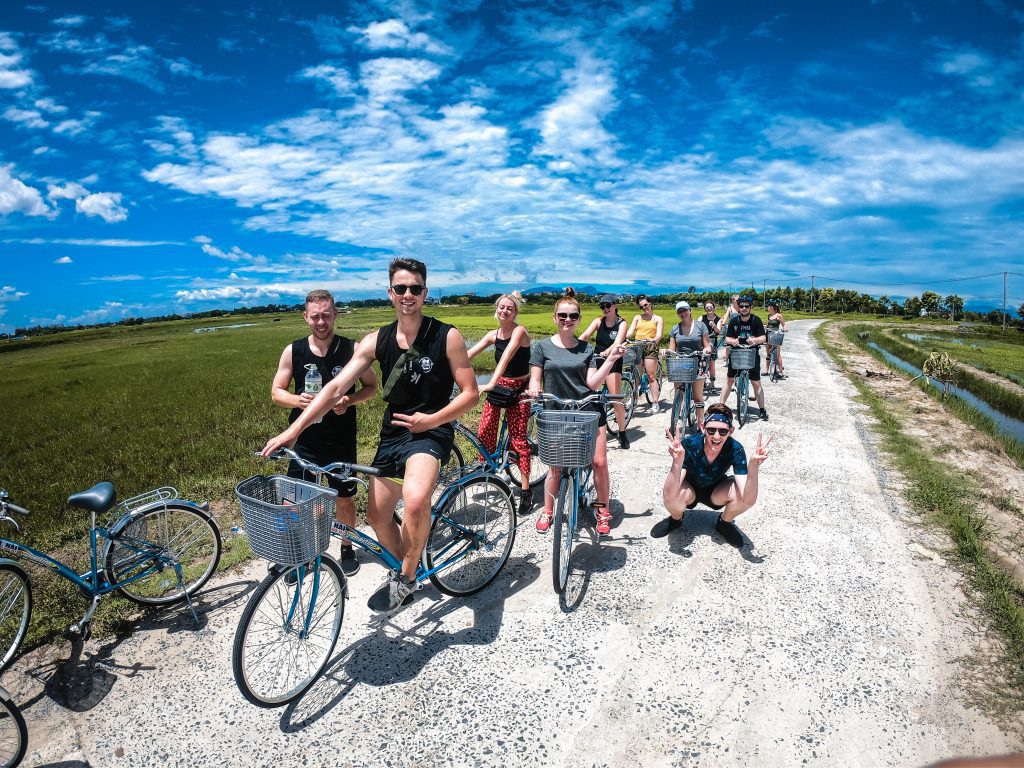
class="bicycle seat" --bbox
[67,482,117,513]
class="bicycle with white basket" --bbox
[728,344,761,427]
[230,447,516,707]
[665,350,708,435]
[766,329,785,382]
[531,391,623,594]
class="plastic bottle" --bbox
[304,364,323,424]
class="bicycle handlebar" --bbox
[525,391,624,408]
[0,491,28,516]
[258,448,381,479]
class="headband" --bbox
[704,413,732,427]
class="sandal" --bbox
[536,510,553,533]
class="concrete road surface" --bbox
[8,320,1017,767]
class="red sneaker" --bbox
[536,510,553,533]
[596,507,612,535]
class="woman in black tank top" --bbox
[466,291,535,506]
[579,294,630,447]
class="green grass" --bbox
[814,322,1024,699]
[841,324,1024,469]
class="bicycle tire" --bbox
[232,556,345,708]
[105,504,221,606]
[737,374,749,427]
[656,359,667,401]
[603,385,621,437]
[552,473,576,594]
[670,386,684,433]
[426,476,516,597]
[685,385,698,434]
[505,412,548,487]
[0,687,27,768]
[770,348,780,383]
[0,564,30,674]
[620,376,636,427]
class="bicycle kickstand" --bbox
[69,594,101,641]
[173,563,202,627]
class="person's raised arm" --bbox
[578,318,600,343]
[701,330,711,355]
[655,314,664,341]
[466,330,497,361]
[585,343,624,390]
[482,326,531,393]
[389,327,479,433]
[626,314,640,340]
[779,313,788,332]
[526,350,544,398]
[747,317,767,347]
[262,331,378,455]
[332,363,379,415]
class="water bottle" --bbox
[304,364,323,424]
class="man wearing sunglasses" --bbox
[653,403,772,548]
[719,295,769,420]
[263,257,479,612]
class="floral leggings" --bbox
[477,376,532,484]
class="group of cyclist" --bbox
[262,258,776,613]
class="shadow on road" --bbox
[661,509,767,564]
[20,578,252,713]
[280,554,541,731]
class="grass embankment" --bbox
[844,324,1024,470]
[895,325,1024,386]
[814,323,1024,698]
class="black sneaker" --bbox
[761,409,769,421]
[367,572,416,613]
[650,515,683,539]
[517,487,534,512]
[618,432,630,449]
[714,515,744,548]
[339,546,360,577]
[269,562,300,586]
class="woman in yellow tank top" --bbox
[626,294,665,411]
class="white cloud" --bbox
[299,64,354,95]
[351,19,453,56]
[90,274,144,281]
[53,15,88,28]
[0,165,52,218]
[533,55,621,170]
[34,97,68,114]
[54,256,72,264]
[48,181,89,200]
[175,284,294,301]
[0,46,33,89]
[0,286,28,302]
[359,57,442,101]
[192,234,212,243]
[0,33,18,51]
[75,191,128,222]
[3,107,47,129]
[200,242,262,263]
[53,110,101,136]
[3,237,178,246]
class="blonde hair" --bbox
[554,286,580,312]
[494,290,524,320]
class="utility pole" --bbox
[763,280,766,308]
[810,275,815,314]
[1004,272,1008,330]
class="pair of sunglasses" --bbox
[391,284,425,296]
[706,426,730,436]
[556,312,580,321]
[599,303,614,309]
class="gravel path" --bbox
[8,320,1017,767]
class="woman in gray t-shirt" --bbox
[528,289,623,536]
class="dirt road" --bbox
[8,320,1019,767]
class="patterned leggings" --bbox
[477,376,532,485]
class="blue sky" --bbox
[1,0,1023,332]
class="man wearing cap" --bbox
[652,402,772,548]
[719,295,769,420]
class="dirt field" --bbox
[5,319,1022,767]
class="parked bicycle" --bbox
[0,485,221,668]
[766,330,785,382]
[622,341,665,412]
[728,345,761,427]
[665,350,707,435]
[531,392,622,594]
[0,687,25,768]
[447,405,548,496]
[231,447,516,707]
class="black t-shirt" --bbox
[289,335,356,450]
[375,317,455,427]
[725,314,766,344]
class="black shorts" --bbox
[372,422,454,479]
[288,441,357,498]
[685,481,728,511]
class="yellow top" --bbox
[635,317,659,340]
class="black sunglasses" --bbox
[556,312,580,321]
[706,426,730,436]
[738,304,752,310]
[391,284,425,296]
[599,303,614,309]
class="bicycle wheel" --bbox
[656,359,668,401]
[670,386,684,433]
[426,476,516,597]
[0,688,27,768]
[505,411,548,487]
[0,564,30,674]
[232,556,345,707]
[685,385,698,434]
[736,374,749,427]
[105,504,221,606]
[770,348,780,383]
[551,473,576,594]
[603,386,621,437]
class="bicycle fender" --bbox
[107,499,214,539]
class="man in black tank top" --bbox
[264,259,479,613]
[272,289,379,576]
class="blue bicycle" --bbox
[0,485,221,666]
[231,447,516,707]
[532,392,621,594]
[665,350,708,435]
[622,341,666,411]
